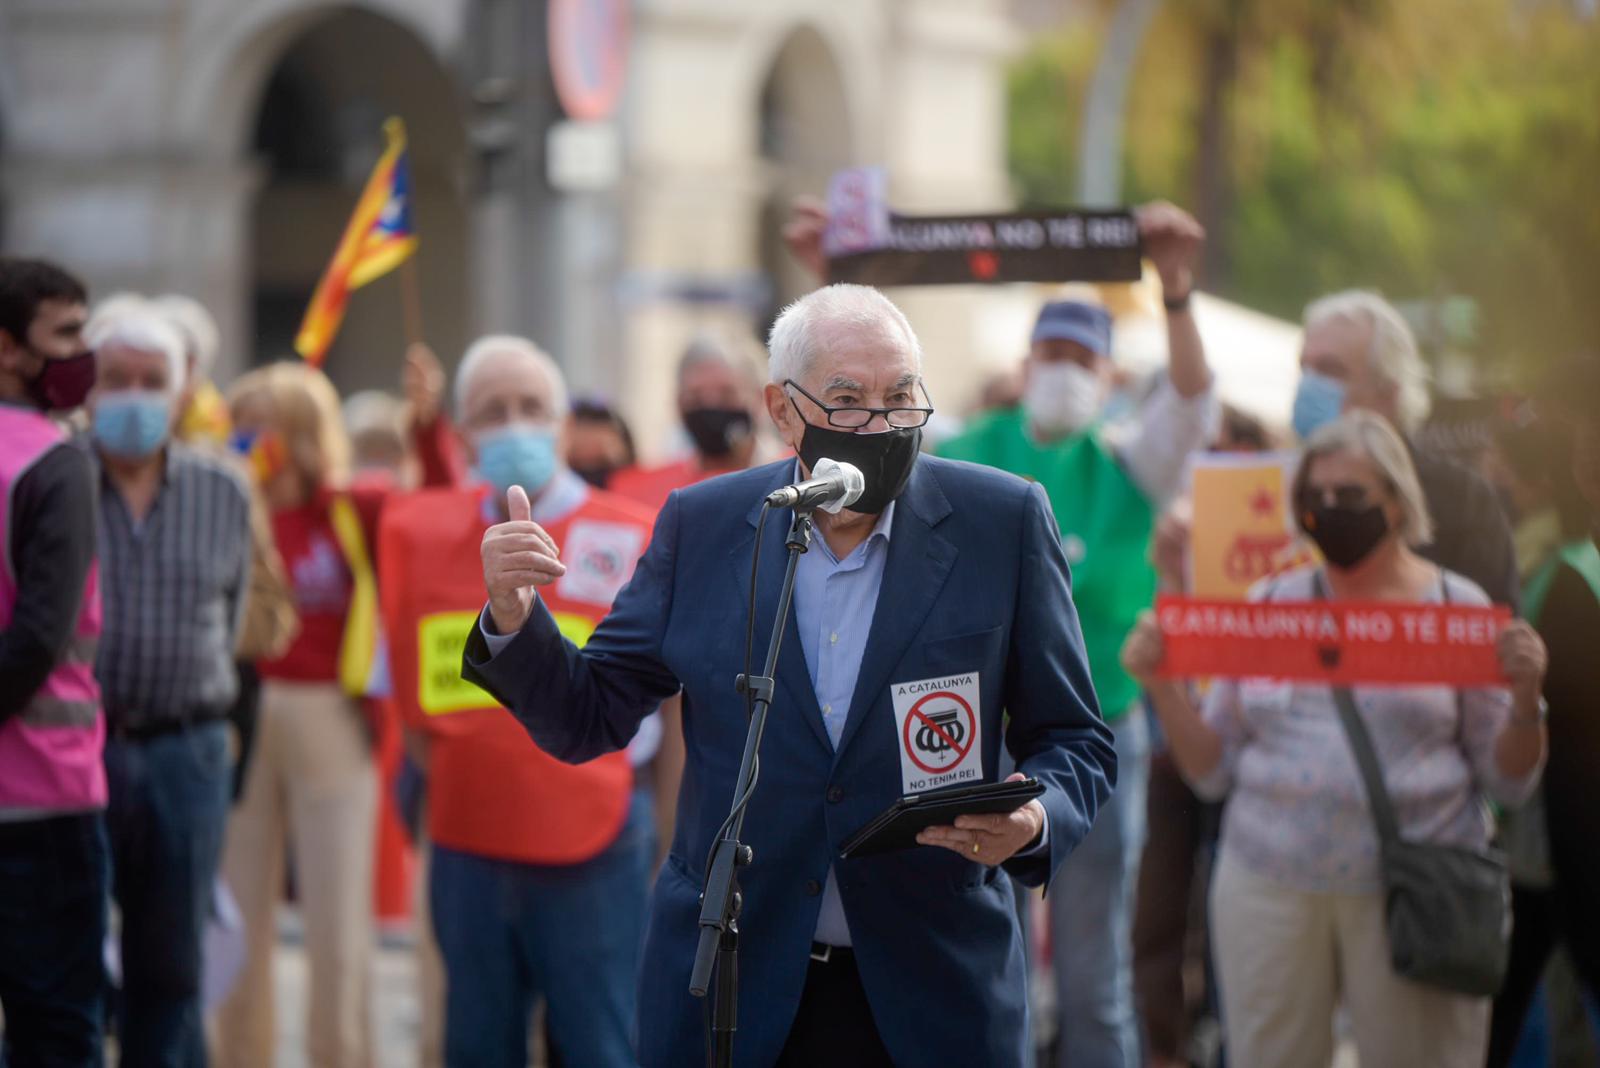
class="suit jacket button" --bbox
[805,879,822,896]
[826,786,843,803]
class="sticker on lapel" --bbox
[890,673,982,795]
[556,520,645,607]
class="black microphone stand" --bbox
[689,505,815,1068]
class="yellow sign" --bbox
[416,609,598,716]
[1188,452,1316,599]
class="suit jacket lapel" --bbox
[729,473,832,755]
[833,462,957,762]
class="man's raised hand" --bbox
[481,484,566,636]
[1134,200,1205,299]
[782,195,830,284]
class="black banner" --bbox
[827,209,1144,287]
[821,168,1143,287]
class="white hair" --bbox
[153,294,220,379]
[766,284,924,386]
[453,334,569,423]
[342,389,405,439]
[1294,409,1435,547]
[1304,290,1431,433]
[85,300,187,394]
[677,327,766,390]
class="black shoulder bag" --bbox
[1316,570,1511,997]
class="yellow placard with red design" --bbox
[1188,452,1317,599]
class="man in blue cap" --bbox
[939,201,1217,1068]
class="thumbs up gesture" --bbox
[481,485,567,635]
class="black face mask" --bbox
[795,419,921,516]
[682,407,752,459]
[1301,503,1391,570]
[571,464,615,489]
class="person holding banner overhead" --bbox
[466,283,1115,1067]
[935,201,1216,1068]
[1120,411,1548,1068]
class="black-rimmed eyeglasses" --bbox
[784,378,935,430]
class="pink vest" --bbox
[0,405,106,811]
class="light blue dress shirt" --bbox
[792,502,897,946]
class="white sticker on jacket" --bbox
[891,672,983,795]
[556,520,645,607]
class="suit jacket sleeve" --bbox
[1000,482,1118,888]
[461,490,685,763]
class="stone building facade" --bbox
[0,0,1021,454]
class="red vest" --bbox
[378,483,654,865]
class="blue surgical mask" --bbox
[93,390,173,459]
[474,423,558,496]
[1292,371,1347,441]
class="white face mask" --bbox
[1023,360,1104,437]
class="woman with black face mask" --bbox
[1121,410,1550,1068]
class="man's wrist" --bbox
[1160,267,1194,309]
[488,600,532,637]
[1025,800,1047,847]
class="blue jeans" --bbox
[431,791,651,1068]
[104,721,231,1068]
[0,812,109,1068]
[1049,707,1150,1068]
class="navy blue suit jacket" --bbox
[463,456,1115,1067]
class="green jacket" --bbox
[938,407,1156,717]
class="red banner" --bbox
[1155,595,1511,686]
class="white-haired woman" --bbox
[1121,411,1549,1067]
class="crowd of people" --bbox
[0,188,1596,1068]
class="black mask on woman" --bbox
[1301,503,1391,569]
[795,420,921,516]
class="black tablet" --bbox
[837,778,1046,859]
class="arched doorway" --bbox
[756,26,853,331]
[249,7,469,394]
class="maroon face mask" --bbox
[27,350,96,411]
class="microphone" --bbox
[765,458,865,514]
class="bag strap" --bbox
[1312,569,1403,848]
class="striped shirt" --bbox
[93,441,251,730]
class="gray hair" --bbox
[677,327,767,390]
[766,284,924,386]
[1294,409,1434,547]
[153,294,220,379]
[453,334,569,423]
[1304,290,1431,433]
[85,299,187,394]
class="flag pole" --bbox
[400,256,425,346]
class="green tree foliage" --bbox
[1007,0,1600,383]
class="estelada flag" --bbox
[294,117,418,366]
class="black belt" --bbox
[809,942,854,965]
[110,712,228,742]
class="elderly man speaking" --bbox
[465,284,1114,1067]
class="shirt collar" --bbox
[93,440,178,488]
[791,459,896,560]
